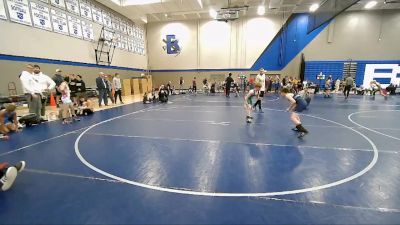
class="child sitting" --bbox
[0,104,21,140]
[77,96,94,116]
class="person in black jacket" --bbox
[96,72,108,107]
[75,75,86,100]
[225,73,234,97]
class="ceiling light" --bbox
[309,3,319,12]
[209,9,217,19]
[257,5,265,15]
[123,0,162,6]
[365,1,377,9]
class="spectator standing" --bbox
[96,72,108,107]
[113,73,124,104]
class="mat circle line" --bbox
[74,107,379,197]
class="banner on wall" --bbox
[102,10,111,28]
[111,14,120,31]
[91,5,102,24]
[30,2,52,31]
[121,36,128,51]
[363,64,400,88]
[50,0,65,9]
[127,24,133,36]
[128,38,133,52]
[7,0,32,26]
[120,20,127,34]
[81,20,94,41]
[103,29,113,45]
[65,0,79,15]
[67,15,82,38]
[0,0,7,20]
[113,33,121,49]
[51,9,68,35]
[79,0,92,20]
[38,0,48,3]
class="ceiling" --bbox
[95,0,400,24]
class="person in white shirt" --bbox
[20,64,43,121]
[33,65,56,119]
[113,73,124,104]
[253,68,266,113]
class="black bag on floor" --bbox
[19,114,40,127]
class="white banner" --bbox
[102,10,111,28]
[120,21,127,34]
[51,9,68,35]
[103,29,113,46]
[127,24,133,36]
[81,20,94,41]
[114,33,121,49]
[363,64,400,88]
[38,0,48,3]
[91,5,102,24]
[0,0,7,20]
[30,2,51,31]
[128,38,133,52]
[67,15,82,38]
[50,0,65,9]
[79,0,91,20]
[111,14,119,31]
[65,0,79,15]
[7,0,32,26]
[121,35,128,50]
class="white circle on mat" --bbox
[75,107,378,197]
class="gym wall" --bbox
[149,9,400,88]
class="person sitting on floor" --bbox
[0,161,26,191]
[143,92,151,104]
[0,104,21,140]
[77,96,94,116]
[159,85,169,103]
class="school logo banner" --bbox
[363,64,400,88]
[30,2,51,31]
[6,0,32,26]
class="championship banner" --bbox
[127,24,133,36]
[120,20,127,34]
[91,5,102,24]
[81,20,94,41]
[67,15,82,38]
[65,0,79,15]
[111,14,119,31]
[51,9,68,35]
[103,29,113,46]
[127,38,133,52]
[113,33,121,49]
[121,35,128,51]
[6,0,32,26]
[0,0,7,20]
[30,2,51,31]
[50,0,65,9]
[79,0,91,20]
[102,10,111,28]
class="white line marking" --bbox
[74,107,379,197]
[348,110,400,141]
[25,169,122,183]
[83,132,397,154]
[256,197,400,213]
[121,117,231,126]
[0,126,89,157]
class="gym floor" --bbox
[1,93,400,224]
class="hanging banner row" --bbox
[0,0,145,40]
